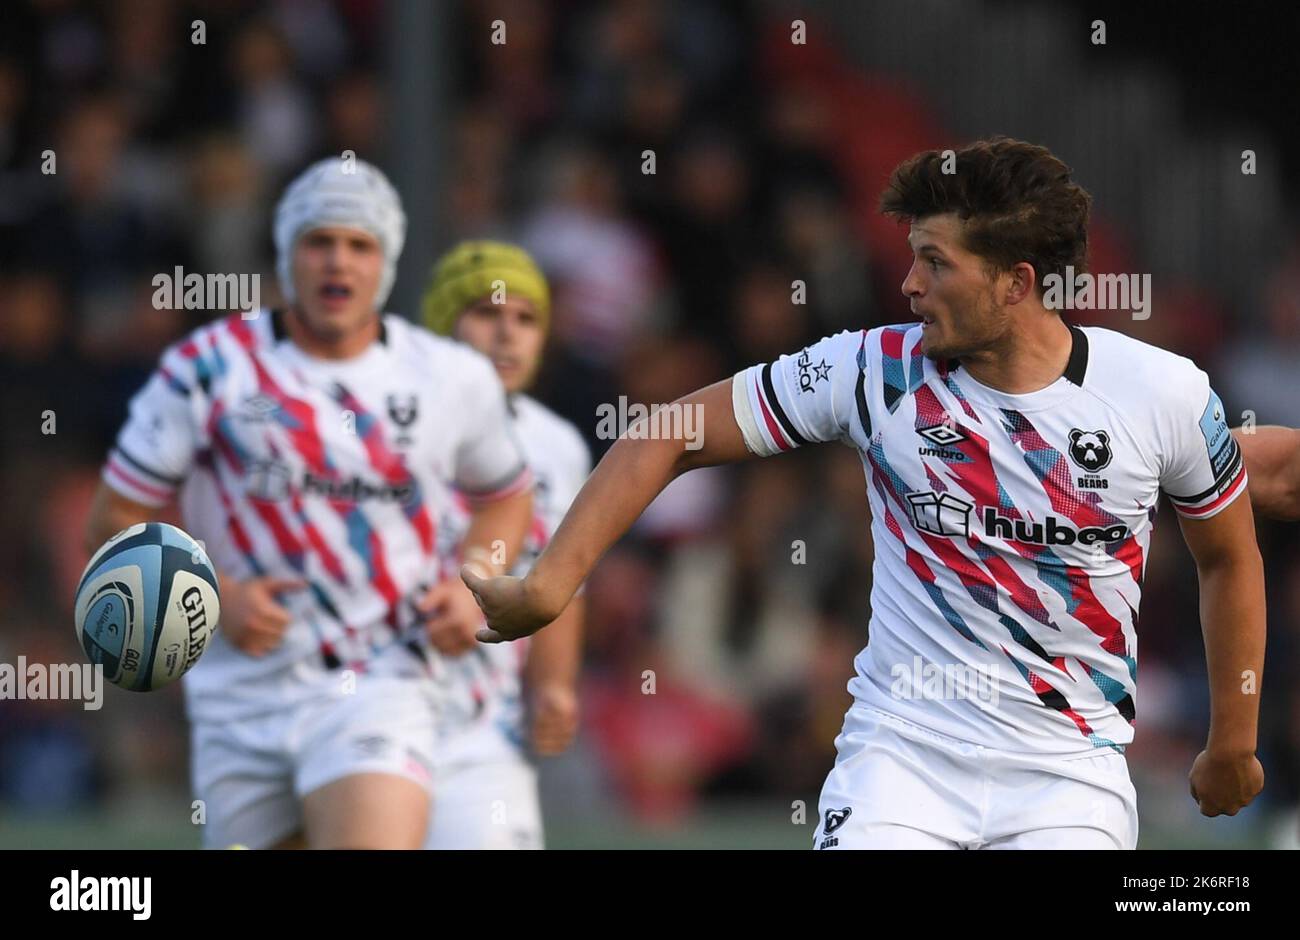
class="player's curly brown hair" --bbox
[880,137,1092,297]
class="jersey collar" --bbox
[1062,324,1089,386]
[269,308,389,347]
[944,323,1089,386]
[943,323,1090,412]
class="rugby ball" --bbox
[75,522,220,691]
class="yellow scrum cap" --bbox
[422,240,551,336]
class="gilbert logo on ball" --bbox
[75,523,220,691]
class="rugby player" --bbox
[86,158,533,849]
[461,138,1267,849]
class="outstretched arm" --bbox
[1233,425,1300,520]
[464,379,753,640]
[1177,494,1267,816]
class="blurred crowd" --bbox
[1,0,1298,846]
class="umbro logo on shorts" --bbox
[352,734,392,757]
[823,806,852,834]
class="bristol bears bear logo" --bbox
[1068,428,1113,473]
[386,394,419,447]
[823,806,852,834]
[386,394,419,427]
[818,806,851,848]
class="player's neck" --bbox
[959,314,1074,395]
[283,307,382,361]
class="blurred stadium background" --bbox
[1,0,1299,849]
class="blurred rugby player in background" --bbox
[86,160,533,849]
[421,241,590,849]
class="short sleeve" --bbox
[1160,370,1247,518]
[103,344,206,507]
[451,351,532,504]
[731,330,865,457]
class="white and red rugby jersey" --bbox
[104,309,532,721]
[732,323,1245,755]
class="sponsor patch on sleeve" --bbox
[1168,388,1245,517]
[1198,389,1234,481]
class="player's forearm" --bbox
[526,433,683,617]
[1197,554,1266,756]
[462,488,533,575]
[522,380,750,621]
[1233,425,1300,520]
[524,596,585,689]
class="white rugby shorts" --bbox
[814,703,1139,850]
[191,677,439,849]
[423,724,543,850]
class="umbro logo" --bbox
[238,393,281,423]
[352,734,392,757]
[824,806,852,834]
[917,423,970,462]
[918,423,966,446]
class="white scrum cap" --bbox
[273,156,407,310]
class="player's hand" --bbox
[416,576,486,656]
[219,575,304,657]
[1188,748,1264,817]
[461,568,562,643]
[529,681,579,756]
